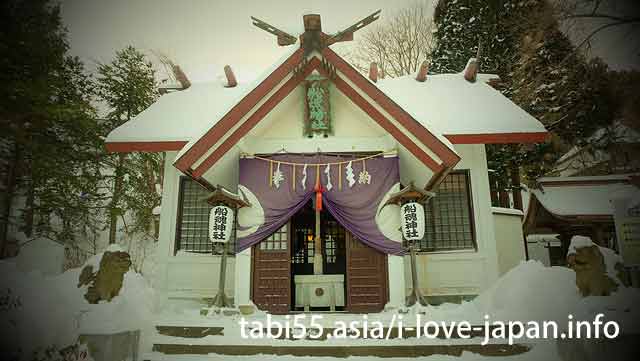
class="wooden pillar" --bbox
[558,233,572,266]
[313,208,323,275]
[510,166,523,211]
[592,225,605,247]
[499,190,510,208]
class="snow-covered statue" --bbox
[566,235,626,297]
[79,250,132,303]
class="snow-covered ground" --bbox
[0,244,155,357]
[148,341,561,361]
[1,243,639,360]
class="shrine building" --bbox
[106,13,547,314]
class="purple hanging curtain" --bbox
[236,154,403,255]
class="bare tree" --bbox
[558,0,640,51]
[348,3,435,77]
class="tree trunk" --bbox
[510,165,523,211]
[108,153,126,244]
[23,172,34,238]
[1,143,20,258]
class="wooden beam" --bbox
[191,58,321,178]
[105,141,187,153]
[416,61,428,82]
[250,16,297,46]
[224,65,237,88]
[322,48,460,167]
[174,48,304,172]
[326,10,381,45]
[328,71,443,173]
[368,62,378,83]
[445,132,548,144]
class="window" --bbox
[292,226,314,264]
[175,177,235,254]
[415,170,475,252]
[259,224,288,251]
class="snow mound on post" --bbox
[0,246,154,355]
[469,260,580,323]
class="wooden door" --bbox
[251,223,291,314]
[346,233,388,313]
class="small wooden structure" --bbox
[203,186,250,308]
[524,175,638,257]
[385,182,435,306]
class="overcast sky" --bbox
[60,0,639,83]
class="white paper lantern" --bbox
[400,201,425,241]
[209,205,234,243]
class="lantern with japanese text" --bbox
[384,182,435,307]
[203,186,251,308]
[400,202,425,241]
[209,205,234,243]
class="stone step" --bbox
[156,326,224,338]
[154,324,520,340]
[150,343,531,357]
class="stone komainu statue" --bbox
[568,245,619,297]
[78,251,132,304]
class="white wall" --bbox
[158,100,502,306]
[404,144,501,297]
[158,145,502,305]
[492,207,526,275]
[155,152,235,308]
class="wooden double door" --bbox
[251,221,388,314]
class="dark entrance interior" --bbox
[290,200,347,311]
[251,200,389,314]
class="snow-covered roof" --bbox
[107,46,300,147]
[531,174,640,216]
[556,121,640,164]
[107,82,251,143]
[106,58,546,147]
[376,73,546,137]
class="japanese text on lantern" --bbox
[209,205,234,243]
[401,202,425,241]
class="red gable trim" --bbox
[191,59,319,178]
[322,48,460,167]
[174,48,305,172]
[328,71,443,173]
[191,57,445,178]
[445,132,548,144]
[105,141,187,153]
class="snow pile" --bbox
[465,260,581,323]
[0,244,155,356]
[573,286,640,334]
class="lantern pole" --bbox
[212,235,231,308]
[384,182,435,307]
[204,186,251,309]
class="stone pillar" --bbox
[386,255,406,310]
[234,247,253,311]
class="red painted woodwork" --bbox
[346,233,388,313]
[191,56,447,178]
[191,58,322,178]
[174,48,304,172]
[322,48,460,167]
[328,73,444,173]
[445,132,548,144]
[252,226,292,314]
[105,141,187,153]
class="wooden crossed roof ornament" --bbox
[201,185,251,208]
[251,11,381,55]
[384,182,436,207]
